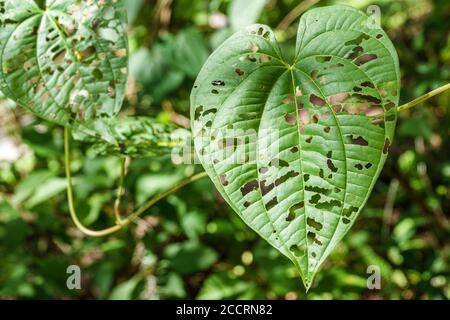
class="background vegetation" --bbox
[0,0,449,300]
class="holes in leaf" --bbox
[305,185,331,196]
[316,199,342,210]
[304,174,310,182]
[348,135,368,146]
[386,114,396,122]
[354,53,377,65]
[366,163,373,169]
[249,43,259,53]
[315,56,331,63]
[194,106,204,120]
[259,167,269,174]
[211,89,219,94]
[319,169,324,178]
[383,138,391,154]
[243,201,251,208]
[330,63,344,68]
[240,180,259,196]
[239,111,259,120]
[343,206,358,217]
[324,126,331,133]
[290,146,299,153]
[53,50,67,64]
[307,217,323,231]
[275,171,299,186]
[259,180,275,196]
[312,114,319,124]
[289,244,304,257]
[366,106,384,117]
[23,61,33,71]
[283,96,294,104]
[298,109,310,134]
[345,34,370,46]
[235,68,244,76]
[310,94,326,107]
[355,163,363,170]
[259,54,271,63]
[211,80,225,86]
[305,136,313,144]
[203,108,217,117]
[286,201,304,222]
[327,159,338,172]
[361,81,375,88]
[353,93,381,105]
[269,158,289,168]
[309,194,321,204]
[385,101,396,110]
[330,93,349,104]
[284,113,296,125]
[265,196,278,210]
[220,175,229,186]
[346,46,363,60]
[307,232,323,246]
[310,70,319,79]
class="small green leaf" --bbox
[73,117,189,159]
[0,0,129,125]
[191,5,400,289]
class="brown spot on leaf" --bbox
[327,159,338,172]
[285,113,296,125]
[310,94,326,107]
[330,93,350,104]
[220,175,229,186]
[348,135,369,146]
[240,180,259,196]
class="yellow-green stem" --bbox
[398,83,450,112]
[114,157,127,224]
[64,127,207,237]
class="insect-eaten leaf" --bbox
[191,5,400,289]
[0,0,128,126]
[72,117,190,159]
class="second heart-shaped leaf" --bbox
[0,0,128,126]
[191,5,400,288]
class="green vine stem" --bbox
[114,156,128,224]
[64,126,207,237]
[398,83,450,112]
[64,84,449,237]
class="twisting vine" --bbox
[64,126,208,237]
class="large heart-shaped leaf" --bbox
[0,0,128,126]
[191,5,400,288]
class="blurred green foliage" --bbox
[0,0,449,300]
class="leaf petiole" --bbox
[398,83,450,113]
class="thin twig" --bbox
[276,0,321,31]
[398,83,450,113]
[114,156,130,224]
